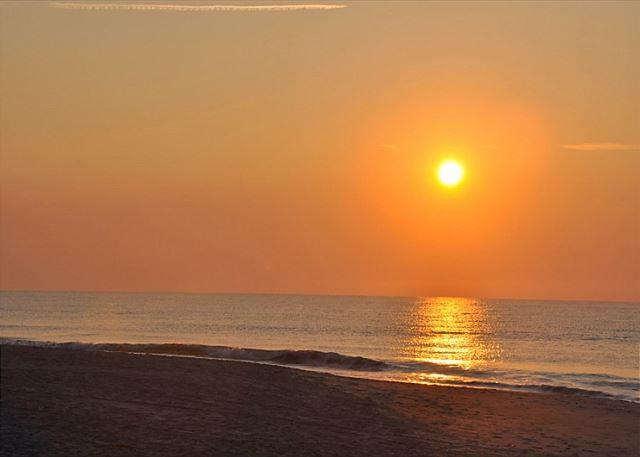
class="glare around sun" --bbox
[437,160,464,187]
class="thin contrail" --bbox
[561,143,640,152]
[50,2,347,12]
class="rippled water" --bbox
[1,291,638,401]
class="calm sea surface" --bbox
[1,291,638,402]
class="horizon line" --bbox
[1,288,637,305]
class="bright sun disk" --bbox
[437,160,464,187]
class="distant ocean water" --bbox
[1,291,638,402]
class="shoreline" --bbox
[2,345,639,456]
[2,338,637,404]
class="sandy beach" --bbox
[1,345,638,457]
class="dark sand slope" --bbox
[1,346,638,457]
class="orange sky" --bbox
[1,1,638,301]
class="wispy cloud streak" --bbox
[50,2,347,12]
[561,143,640,152]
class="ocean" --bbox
[1,291,638,402]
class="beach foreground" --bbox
[2,345,638,457]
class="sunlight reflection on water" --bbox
[1,291,638,401]
[399,297,503,369]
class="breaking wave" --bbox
[2,338,637,403]
[0,338,392,372]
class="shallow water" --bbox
[1,291,638,401]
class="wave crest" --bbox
[0,339,392,372]
[2,338,636,403]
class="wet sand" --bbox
[2,345,638,456]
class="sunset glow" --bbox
[0,1,638,301]
[1,2,639,454]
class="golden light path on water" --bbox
[398,297,503,384]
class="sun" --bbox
[437,160,464,187]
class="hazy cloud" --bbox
[381,144,398,151]
[50,2,347,12]
[561,143,640,152]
